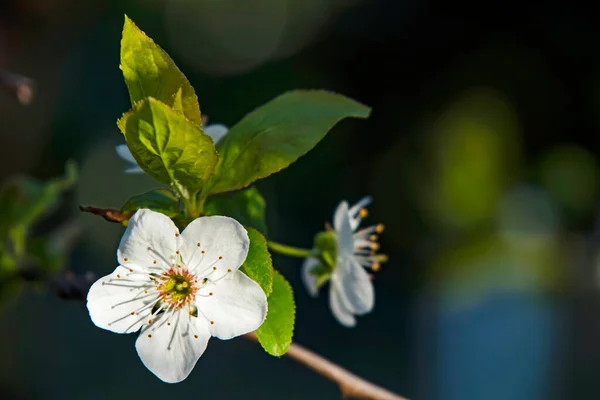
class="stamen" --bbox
[167,311,182,350]
[376,224,385,233]
[359,208,369,218]
[372,262,381,272]
[369,234,378,241]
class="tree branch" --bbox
[245,332,408,400]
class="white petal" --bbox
[86,266,158,334]
[124,165,144,174]
[196,271,267,340]
[135,309,211,383]
[329,281,356,327]
[204,124,228,144]
[348,196,372,218]
[115,144,137,164]
[180,216,249,281]
[333,202,355,257]
[302,257,320,297]
[117,209,181,270]
[334,257,374,315]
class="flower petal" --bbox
[196,271,267,340]
[86,266,158,334]
[124,165,144,174]
[302,257,320,297]
[333,202,355,258]
[334,257,374,315]
[329,281,356,327]
[115,144,137,164]
[135,309,211,383]
[180,216,249,280]
[204,124,228,144]
[117,209,181,270]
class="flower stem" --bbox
[267,241,317,258]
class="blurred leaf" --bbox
[27,220,82,272]
[121,189,180,217]
[121,16,201,125]
[240,228,273,296]
[118,98,218,196]
[204,187,266,233]
[256,271,295,356]
[0,161,77,240]
[206,90,370,194]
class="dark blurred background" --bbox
[3,1,600,399]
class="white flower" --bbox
[302,197,384,327]
[86,209,267,383]
[116,123,229,174]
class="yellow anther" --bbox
[372,262,381,272]
[359,208,369,218]
[369,234,378,241]
[182,282,189,289]
[376,224,385,233]
[371,242,380,251]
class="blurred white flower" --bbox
[302,197,385,327]
[86,209,267,383]
[116,123,229,174]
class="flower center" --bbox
[157,267,198,307]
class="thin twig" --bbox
[245,332,407,400]
[0,69,35,105]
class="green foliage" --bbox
[256,271,295,356]
[121,189,180,218]
[0,162,77,245]
[206,90,371,194]
[117,98,218,197]
[121,16,201,125]
[204,187,266,233]
[240,228,273,296]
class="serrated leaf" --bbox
[121,189,179,217]
[240,228,273,296]
[121,16,201,125]
[204,187,266,234]
[118,98,218,195]
[206,90,371,194]
[256,271,295,356]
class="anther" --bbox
[194,335,198,339]
[182,282,189,288]
[359,208,369,218]
[176,250,179,254]
[213,267,217,271]
[129,269,133,272]
[116,274,121,278]
[148,320,152,324]
[175,233,180,237]
[130,312,135,315]
[144,290,148,294]
[210,321,214,325]
[227,269,231,273]
[197,243,200,247]
[376,224,385,233]
[369,234,378,241]
[371,243,380,251]
[201,250,205,254]
[209,292,213,296]
[372,262,381,272]
[168,322,171,326]
[218,256,223,260]
[153,260,157,264]
[124,258,129,262]
[148,334,152,338]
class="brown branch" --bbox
[0,69,35,105]
[245,332,408,400]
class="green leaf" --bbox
[121,189,180,217]
[27,220,82,272]
[121,16,201,125]
[117,98,218,196]
[204,187,266,234]
[240,228,273,296]
[0,161,78,240]
[206,90,371,194]
[256,271,295,356]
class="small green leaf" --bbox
[240,228,273,296]
[204,187,266,234]
[121,16,201,125]
[0,162,77,240]
[121,189,180,217]
[206,90,371,194]
[118,98,218,196]
[256,271,295,356]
